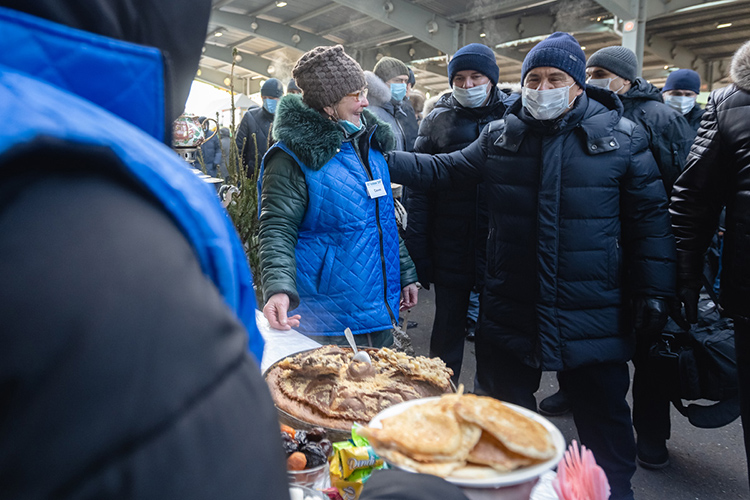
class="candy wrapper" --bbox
[329,426,385,500]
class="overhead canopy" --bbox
[200,0,750,95]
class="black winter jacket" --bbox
[619,78,694,192]
[235,104,274,172]
[389,87,676,370]
[671,71,750,317]
[405,87,517,289]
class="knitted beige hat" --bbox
[373,56,409,82]
[292,45,366,110]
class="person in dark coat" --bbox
[218,126,232,179]
[365,57,419,152]
[0,0,285,498]
[387,33,676,499]
[235,77,283,173]
[405,43,518,383]
[586,46,693,193]
[662,68,705,135]
[198,116,221,176]
[671,39,750,490]
[584,46,696,470]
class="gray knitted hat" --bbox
[586,46,638,82]
[373,56,409,82]
[292,45,366,110]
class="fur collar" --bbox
[364,71,392,107]
[272,94,395,170]
[731,40,750,91]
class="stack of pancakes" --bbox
[358,393,556,479]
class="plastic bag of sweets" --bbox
[329,427,385,500]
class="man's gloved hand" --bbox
[677,284,701,324]
[633,297,668,339]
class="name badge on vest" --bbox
[365,179,387,199]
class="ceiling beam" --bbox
[202,44,274,78]
[645,33,705,73]
[286,3,339,25]
[328,0,481,54]
[196,65,263,95]
[211,10,334,52]
[591,0,636,20]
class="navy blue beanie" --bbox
[448,43,499,87]
[521,32,586,87]
[662,69,701,94]
[260,78,284,98]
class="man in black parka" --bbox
[405,43,518,383]
[585,46,695,470]
[388,33,675,500]
[671,39,750,490]
[236,77,283,173]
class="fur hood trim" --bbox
[272,94,395,170]
[731,40,750,91]
[364,71,392,107]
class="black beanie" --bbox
[448,43,499,87]
[662,69,701,94]
[522,32,587,87]
[260,78,284,98]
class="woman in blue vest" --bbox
[258,45,419,347]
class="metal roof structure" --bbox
[200,0,750,96]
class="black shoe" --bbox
[637,438,670,470]
[538,390,571,416]
[465,319,476,341]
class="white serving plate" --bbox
[366,396,566,488]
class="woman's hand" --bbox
[400,283,419,311]
[263,293,301,330]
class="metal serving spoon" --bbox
[344,327,372,365]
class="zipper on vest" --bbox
[350,142,398,326]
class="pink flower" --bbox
[552,440,610,500]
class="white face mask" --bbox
[522,84,576,121]
[663,95,696,115]
[586,77,624,94]
[453,83,490,108]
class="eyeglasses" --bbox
[346,88,369,101]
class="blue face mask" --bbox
[390,82,407,102]
[263,98,278,114]
[339,119,364,134]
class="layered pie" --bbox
[265,345,454,430]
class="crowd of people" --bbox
[2,0,750,498]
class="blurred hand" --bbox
[400,283,419,311]
[633,297,668,339]
[263,293,301,330]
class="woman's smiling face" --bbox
[325,88,369,126]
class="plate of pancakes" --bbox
[359,392,565,488]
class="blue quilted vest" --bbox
[266,137,401,337]
[0,7,264,362]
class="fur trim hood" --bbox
[364,71,392,107]
[272,94,395,170]
[731,40,750,91]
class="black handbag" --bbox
[649,316,740,429]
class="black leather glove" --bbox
[633,297,668,338]
[677,284,701,324]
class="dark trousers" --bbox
[430,284,472,384]
[734,316,750,492]
[632,338,672,442]
[475,347,636,500]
